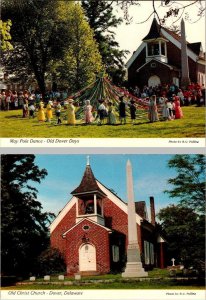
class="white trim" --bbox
[126,42,146,68]
[136,58,173,72]
[49,196,77,233]
[50,179,143,233]
[161,28,198,62]
[157,234,166,243]
[62,217,112,237]
[197,59,206,66]
[96,180,142,225]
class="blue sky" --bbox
[34,155,179,220]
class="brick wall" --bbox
[50,204,76,256]
[64,219,110,274]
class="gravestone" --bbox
[29,277,36,281]
[74,273,81,280]
[44,275,50,281]
[58,275,64,280]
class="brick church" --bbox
[50,159,166,275]
[126,17,205,89]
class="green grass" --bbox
[1,269,204,290]
[0,106,205,138]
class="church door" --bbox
[79,243,96,271]
[148,75,161,87]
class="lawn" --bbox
[1,269,205,290]
[0,106,205,138]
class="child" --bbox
[55,100,62,125]
[67,99,76,125]
[148,95,159,122]
[107,102,116,125]
[84,100,94,124]
[37,101,46,122]
[28,103,35,118]
[98,100,107,125]
[129,100,136,124]
[22,100,29,118]
[119,96,126,124]
[46,101,53,122]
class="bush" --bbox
[35,247,66,276]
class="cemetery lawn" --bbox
[1,269,205,289]
[0,106,205,138]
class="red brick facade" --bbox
[127,19,205,88]
[50,164,166,274]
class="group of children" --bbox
[20,93,184,126]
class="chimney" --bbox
[150,196,156,226]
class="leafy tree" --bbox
[0,19,13,51]
[164,155,205,213]
[158,205,205,268]
[82,0,128,85]
[1,155,53,276]
[53,2,103,92]
[1,0,102,94]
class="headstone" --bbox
[171,258,175,266]
[122,160,148,278]
[29,276,36,281]
[44,275,50,281]
[58,275,64,281]
[74,273,81,280]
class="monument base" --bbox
[122,262,148,278]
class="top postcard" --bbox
[0,0,205,140]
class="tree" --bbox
[164,155,205,214]
[82,0,128,85]
[158,205,205,268]
[53,2,103,92]
[0,19,13,51]
[1,155,53,276]
[1,1,102,94]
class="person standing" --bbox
[67,99,76,125]
[119,96,126,124]
[46,101,53,122]
[148,95,159,122]
[107,102,116,125]
[129,100,136,124]
[84,100,94,124]
[174,96,183,119]
[37,101,46,122]
[55,100,62,125]
[98,99,107,125]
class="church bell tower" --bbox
[71,157,106,226]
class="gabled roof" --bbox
[136,58,175,72]
[71,164,106,196]
[142,18,164,41]
[62,218,112,237]
[187,42,202,55]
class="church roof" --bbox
[142,18,164,41]
[71,164,106,196]
[187,42,202,55]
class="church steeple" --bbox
[72,158,106,226]
[142,17,168,64]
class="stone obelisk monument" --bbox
[180,18,190,89]
[122,160,148,277]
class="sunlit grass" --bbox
[0,106,205,138]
